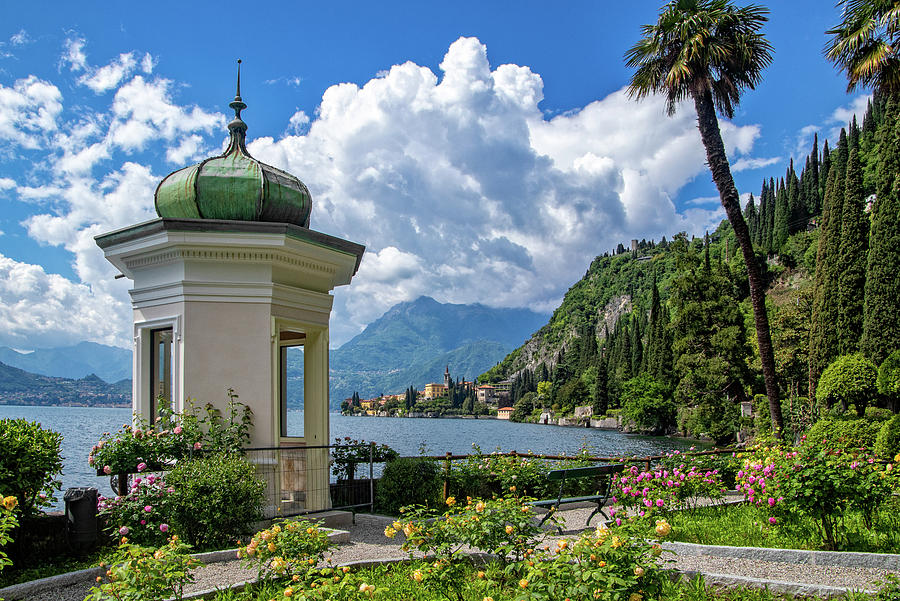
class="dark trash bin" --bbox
[64,487,99,552]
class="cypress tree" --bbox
[755,182,768,248]
[862,101,900,364]
[765,177,776,253]
[836,137,868,353]
[810,133,821,215]
[787,161,803,232]
[773,177,790,251]
[820,140,831,205]
[809,130,848,395]
[744,193,758,244]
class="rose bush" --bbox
[238,518,332,580]
[86,536,199,601]
[515,519,672,601]
[613,459,725,520]
[98,475,174,548]
[389,494,550,564]
[88,390,253,475]
[0,495,18,574]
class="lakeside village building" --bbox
[348,365,515,416]
[95,65,364,514]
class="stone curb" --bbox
[663,541,900,571]
[0,529,350,601]
[677,569,877,598]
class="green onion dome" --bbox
[154,62,312,227]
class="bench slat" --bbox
[546,464,624,480]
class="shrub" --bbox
[816,353,878,415]
[86,537,199,601]
[876,414,900,459]
[97,475,174,547]
[238,518,332,580]
[865,407,895,421]
[804,418,882,451]
[0,419,63,517]
[164,455,265,549]
[878,350,900,400]
[376,457,441,515]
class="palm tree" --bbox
[625,0,784,438]
[826,0,900,97]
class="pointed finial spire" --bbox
[227,59,249,154]
[235,59,242,100]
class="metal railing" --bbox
[97,445,739,520]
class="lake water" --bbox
[1,406,699,510]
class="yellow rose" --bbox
[519,579,529,589]
[611,536,623,548]
[655,519,672,537]
[629,594,642,601]
[483,597,495,601]
[505,525,514,534]
[2,496,17,511]
[634,566,645,577]
[557,540,568,550]
[446,496,456,506]
[413,570,424,582]
[268,542,276,552]
[283,587,293,597]
[384,526,397,538]
[475,501,486,513]
[477,570,486,579]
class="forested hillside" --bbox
[480,95,900,443]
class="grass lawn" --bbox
[663,500,900,554]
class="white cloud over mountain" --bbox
[1,35,767,350]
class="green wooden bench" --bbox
[529,464,625,528]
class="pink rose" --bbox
[174,426,183,435]
[103,465,112,475]
[144,505,152,512]
[159,523,169,532]
[140,519,146,525]
[193,442,202,450]
[768,517,777,525]
[137,462,147,472]
[119,526,129,535]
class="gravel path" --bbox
[12,505,899,601]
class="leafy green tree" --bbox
[816,353,878,416]
[625,0,783,437]
[826,0,900,97]
[620,373,676,434]
[669,235,749,443]
[862,101,900,364]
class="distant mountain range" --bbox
[0,297,548,410]
[0,342,131,383]
[0,361,130,407]
[328,296,548,406]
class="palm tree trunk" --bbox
[692,89,784,439]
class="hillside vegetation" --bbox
[481,95,900,443]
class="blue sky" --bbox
[0,0,869,350]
